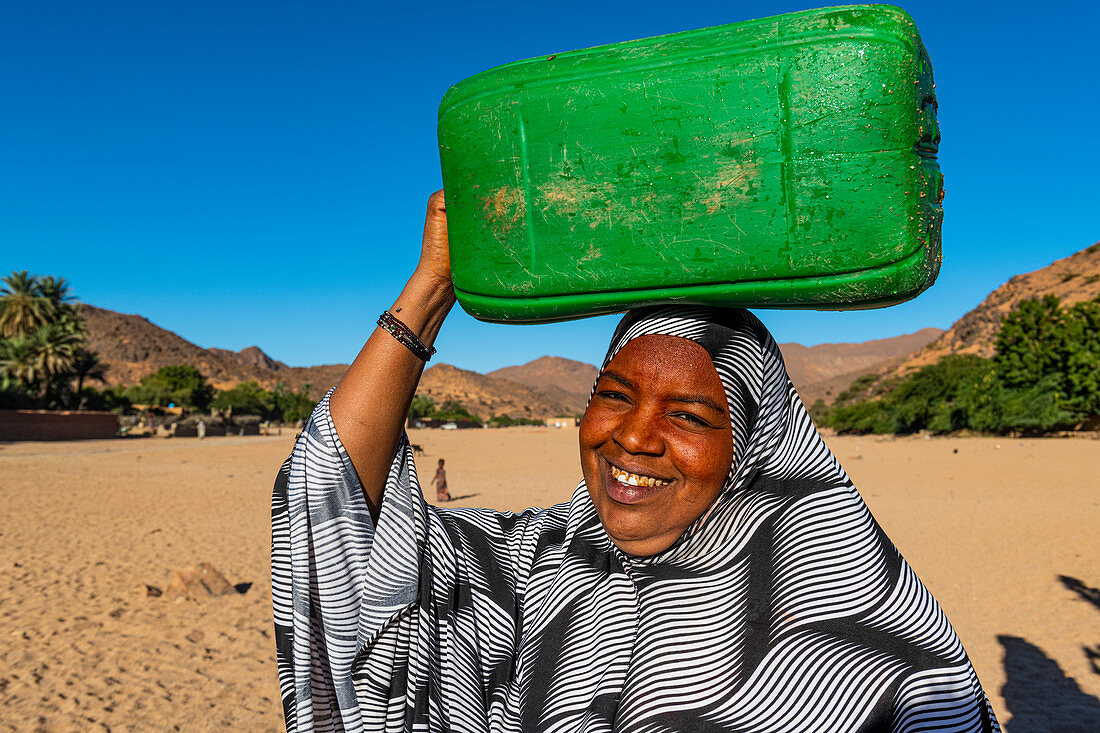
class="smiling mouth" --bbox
[609,465,670,488]
[602,460,673,505]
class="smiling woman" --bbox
[270,192,1001,732]
[581,334,734,556]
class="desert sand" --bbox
[1,428,1097,731]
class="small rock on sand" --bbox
[162,562,235,601]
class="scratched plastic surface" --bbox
[437,4,942,323]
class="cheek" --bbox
[577,411,606,473]
[673,434,733,488]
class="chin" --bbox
[598,510,678,557]
[608,531,679,557]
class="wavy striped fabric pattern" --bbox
[272,306,1000,732]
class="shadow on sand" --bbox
[1059,575,1100,611]
[999,574,1100,731]
[435,493,480,503]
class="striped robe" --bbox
[272,307,1000,732]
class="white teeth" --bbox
[610,466,669,488]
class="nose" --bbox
[613,405,663,456]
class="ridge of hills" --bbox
[77,304,940,418]
[782,329,944,405]
[887,241,1100,375]
[79,304,590,416]
[77,239,1100,418]
[487,356,599,413]
[816,240,1100,399]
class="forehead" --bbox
[603,334,727,405]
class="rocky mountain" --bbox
[79,305,346,397]
[208,345,288,373]
[488,357,599,414]
[78,304,591,416]
[419,363,579,419]
[78,302,945,416]
[805,240,1100,402]
[888,241,1100,374]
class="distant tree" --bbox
[72,348,108,393]
[132,365,214,410]
[212,380,273,416]
[0,271,50,337]
[269,382,315,423]
[0,336,38,399]
[432,399,481,424]
[36,275,79,325]
[408,394,435,421]
[0,270,104,408]
[29,323,81,401]
[995,295,1100,419]
[994,295,1067,391]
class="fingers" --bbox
[427,188,446,212]
[419,189,452,283]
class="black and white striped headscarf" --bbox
[272,306,1000,732]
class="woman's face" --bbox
[580,334,734,556]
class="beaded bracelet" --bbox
[377,310,436,361]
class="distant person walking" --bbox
[197,420,206,440]
[431,458,451,502]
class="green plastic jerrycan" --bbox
[437,4,942,323]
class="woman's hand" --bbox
[416,189,452,286]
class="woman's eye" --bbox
[673,412,712,428]
[596,390,629,402]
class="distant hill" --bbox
[419,363,579,419]
[79,302,946,415]
[881,241,1100,380]
[488,356,599,415]
[208,345,288,373]
[810,241,1100,402]
[79,305,346,398]
[780,329,944,405]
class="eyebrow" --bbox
[597,370,726,415]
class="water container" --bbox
[437,4,941,323]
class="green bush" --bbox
[212,380,272,416]
[994,295,1100,419]
[271,383,316,423]
[823,295,1100,435]
[128,365,215,411]
[408,395,435,420]
[489,414,544,427]
[433,399,481,424]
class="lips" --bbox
[603,458,674,505]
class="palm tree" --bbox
[30,322,81,403]
[0,336,39,392]
[37,275,80,323]
[72,347,108,393]
[0,271,48,337]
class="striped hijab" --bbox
[272,306,1000,732]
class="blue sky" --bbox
[3,1,1097,372]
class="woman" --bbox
[272,192,1000,732]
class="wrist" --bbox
[407,267,457,308]
[385,270,456,357]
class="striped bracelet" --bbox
[377,311,436,361]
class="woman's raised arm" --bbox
[329,189,455,517]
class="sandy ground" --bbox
[1,428,1097,731]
